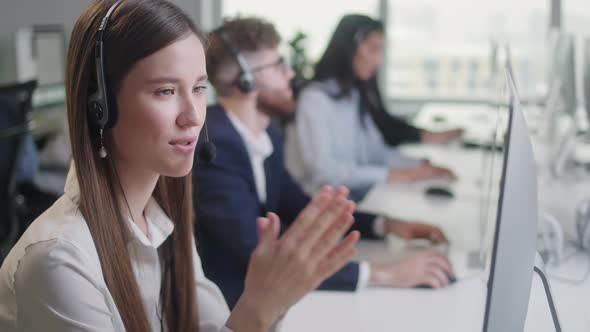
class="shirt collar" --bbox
[317,79,360,100]
[226,110,274,160]
[64,163,174,249]
[142,197,174,248]
[64,162,81,205]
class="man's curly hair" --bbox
[206,17,281,96]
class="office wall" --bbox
[0,0,205,85]
[0,0,90,85]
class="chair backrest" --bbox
[0,81,37,261]
[0,80,37,119]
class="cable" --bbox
[534,266,563,332]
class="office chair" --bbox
[0,80,37,119]
[0,97,31,262]
[0,80,39,260]
[1,81,63,243]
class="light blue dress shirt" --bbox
[285,79,421,201]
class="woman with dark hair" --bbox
[0,1,360,331]
[286,14,458,201]
[314,14,462,146]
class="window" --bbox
[221,1,586,102]
[387,0,549,100]
[564,0,590,37]
[222,0,378,63]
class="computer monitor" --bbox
[473,78,510,270]
[482,66,538,332]
[584,38,590,125]
[548,32,577,117]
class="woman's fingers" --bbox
[282,186,334,242]
[256,217,269,242]
[333,185,349,198]
[245,185,359,319]
[256,215,281,250]
[299,198,353,254]
[317,231,360,280]
[309,207,355,261]
[266,212,281,240]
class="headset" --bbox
[214,28,257,93]
[88,0,216,162]
[87,0,122,129]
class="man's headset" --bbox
[212,27,257,93]
[87,0,216,162]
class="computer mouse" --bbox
[415,275,457,289]
[425,186,454,199]
[432,115,447,123]
[462,141,480,149]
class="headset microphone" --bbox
[198,123,216,163]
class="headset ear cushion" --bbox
[88,93,106,127]
[87,88,117,128]
[238,72,256,93]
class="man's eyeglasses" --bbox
[250,56,289,73]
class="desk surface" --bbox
[282,111,590,331]
[358,144,503,251]
[282,240,590,332]
[413,103,509,148]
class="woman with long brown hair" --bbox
[0,1,360,331]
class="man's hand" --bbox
[421,128,464,144]
[385,219,448,244]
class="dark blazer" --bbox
[192,104,380,308]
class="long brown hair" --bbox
[66,1,205,330]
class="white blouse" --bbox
[0,166,232,332]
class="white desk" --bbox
[281,110,590,331]
[282,240,589,332]
[413,103,509,148]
